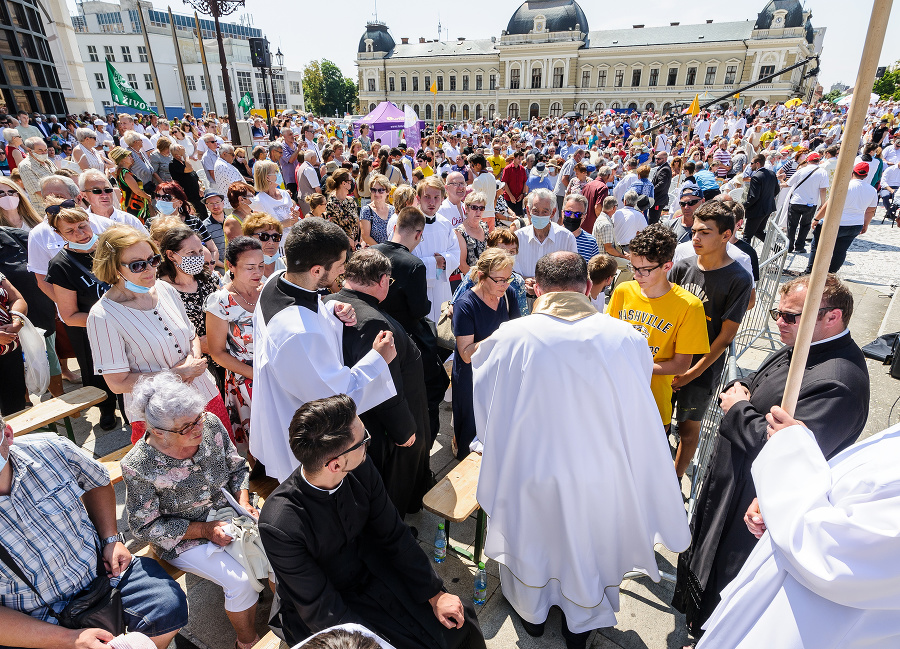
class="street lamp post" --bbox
[266,47,283,140]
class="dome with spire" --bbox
[506,0,589,36]
[754,0,806,29]
[358,22,395,54]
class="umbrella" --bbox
[563,111,582,119]
[836,95,853,106]
[784,98,803,108]
[282,109,299,116]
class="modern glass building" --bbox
[0,0,68,115]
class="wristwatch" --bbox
[100,533,124,549]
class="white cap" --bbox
[94,118,106,126]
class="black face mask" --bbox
[562,216,582,232]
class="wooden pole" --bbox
[780,0,893,416]
[169,7,192,118]
[135,6,164,114]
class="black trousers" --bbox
[786,203,816,251]
[648,203,665,225]
[741,213,771,243]
[0,347,28,416]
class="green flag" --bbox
[106,60,158,115]
[237,92,254,114]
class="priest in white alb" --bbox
[698,405,900,649]
[471,251,690,649]
[250,219,397,482]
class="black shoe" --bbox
[560,612,592,649]
[786,247,794,253]
[99,412,117,431]
[794,248,807,254]
[517,613,545,637]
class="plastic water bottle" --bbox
[473,562,487,605]
[434,523,447,563]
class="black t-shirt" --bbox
[45,248,110,315]
[732,238,760,282]
[668,257,752,386]
[666,216,692,244]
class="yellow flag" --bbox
[683,93,700,117]
[430,81,437,94]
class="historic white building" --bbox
[357,0,824,122]
[70,0,304,116]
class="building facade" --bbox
[71,0,304,117]
[357,0,824,122]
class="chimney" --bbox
[632,24,644,28]
[401,37,409,44]
[457,36,465,41]
[706,19,713,23]
[419,37,426,43]
[670,21,679,26]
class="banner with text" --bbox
[106,60,158,115]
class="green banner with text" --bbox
[106,60,158,115]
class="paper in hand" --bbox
[220,486,258,522]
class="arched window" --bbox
[413,104,420,116]
[530,65,542,89]
[488,104,495,120]
[611,101,620,109]
[508,102,519,119]
[645,102,655,112]
[437,104,444,120]
[549,102,562,118]
[462,104,469,120]
[425,104,432,120]
[449,104,457,120]
[529,102,540,119]
[627,102,638,111]
[579,102,588,115]
[663,102,672,113]
[475,104,482,119]
[595,102,605,112]
[369,103,376,112]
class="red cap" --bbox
[806,152,821,162]
[853,161,869,175]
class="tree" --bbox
[303,59,358,117]
[821,89,843,103]
[873,64,900,101]
[302,61,324,115]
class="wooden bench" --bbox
[7,386,107,442]
[252,631,284,649]
[422,452,486,565]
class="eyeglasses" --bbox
[371,187,388,194]
[253,232,282,242]
[155,412,205,436]
[121,254,162,274]
[0,190,18,197]
[468,204,486,212]
[679,199,701,207]
[485,274,514,285]
[563,210,583,219]
[768,307,833,325]
[627,263,662,278]
[45,199,78,216]
[155,193,173,201]
[326,429,372,466]
[89,187,115,195]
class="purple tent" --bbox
[354,101,424,148]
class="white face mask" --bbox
[0,195,20,211]
[32,153,48,163]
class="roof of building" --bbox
[358,22,396,54]
[506,0,589,36]
[585,20,755,48]
[388,39,499,59]
[755,0,806,29]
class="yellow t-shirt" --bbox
[607,281,710,425]
[414,165,434,178]
[486,155,507,178]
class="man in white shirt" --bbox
[513,189,578,295]
[469,153,498,229]
[880,159,900,220]
[613,157,639,206]
[200,133,220,184]
[437,171,467,227]
[441,134,460,161]
[149,119,171,146]
[785,152,830,253]
[554,148,585,213]
[882,136,900,165]
[77,169,148,234]
[612,190,647,250]
[213,144,244,196]
[116,114,153,151]
[804,162,878,274]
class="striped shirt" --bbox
[0,434,110,621]
[712,148,732,177]
[86,280,218,422]
[574,229,600,262]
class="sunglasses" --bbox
[0,190,18,197]
[253,232,282,242]
[326,429,372,466]
[45,199,78,216]
[468,204,486,212]
[563,210,583,218]
[679,199,701,207]
[155,412,205,436]
[89,187,115,195]
[121,254,162,274]
[371,187,388,194]
[155,193,173,201]
[769,307,833,325]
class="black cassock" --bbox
[259,458,485,649]
[324,288,432,516]
[673,332,870,635]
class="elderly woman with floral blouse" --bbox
[121,371,272,649]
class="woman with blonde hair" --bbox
[0,176,43,230]
[359,173,394,245]
[250,159,298,238]
[304,193,327,217]
[86,225,228,444]
[455,191,489,274]
[390,184,417,213]
[241,211,284,277]
[325,168,360,247]
[450,246,519,458]
[72,127,108,172]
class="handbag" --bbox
[0,541,126,635]
[16,314,50,397]
[436,301,455,351]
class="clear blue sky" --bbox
[68,0,899,92]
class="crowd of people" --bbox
[0,94,898,649]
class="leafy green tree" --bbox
[821,89,843,103]
[302,61,324,115]
[873,61,900,100]
[321,60,358,116]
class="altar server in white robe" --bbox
[250,220,397,482]
[698,406,900,649]
[387,176,461,324]
[472,251,690,648]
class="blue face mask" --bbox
[156,201,176,215]
[264,253,279,265]
[530,215,551,230]
[120,275,151,293]
[66,233,98,251]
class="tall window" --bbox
[667,67,678,86]
[531,67,542,89]
[425,104,432,120]
[475,104,482,119]
[367,78,375,92]
[121,46,131,62]
[489,104,495,119]
[236,71,252,95]
[437,104,444,120]
[649,68,659,86]
[200,75,206,90]
[186,75,196,91]
[144,74,153,90]
[508,102,519,119]
[759,65,775,80]
[218,75,224,91]
[138,46,147,62]
[88,45,98,62]
[127,73,138,89]
[413,76,419,91]
[400,77,407,92]
[449,104,456,120]
[614,69,624,87]
[597,69,607,87]
[462,104,469,119]
[462,75,469,91]
[553,66,564,88]
[476,74,482,90]
[489,74,496,90]
[290,80,301,94]
[549,102,562,117]
[449,75,456,91]
[631,69,641,87]
[437,75,443,91]
[389,77,395,92]
[704,66,717,85]
[725,65,737,84]
[685,67,697,85]
[424,75,430,90]
[104,46,114,61]
[582,70,590,88]
[95,72,105,89]
[510,68,520,90]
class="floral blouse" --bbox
[172,273,220,338]
[455,221,489,269]
[120,413,249,560]
[326,195,361,246]
[204,288,254,363]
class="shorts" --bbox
[672,381,714,423]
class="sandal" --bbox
[235,636,260,649]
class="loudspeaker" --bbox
[249,37,270,69]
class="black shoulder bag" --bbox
[0,541,125,635]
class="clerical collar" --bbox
[260,271,320,325]
[532,291,597,322]
[300,467,342,495]
[810,328,849,346]
[424,215,436,224]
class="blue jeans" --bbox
[804,223,864,273]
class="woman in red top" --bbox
[2,129,26,171]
